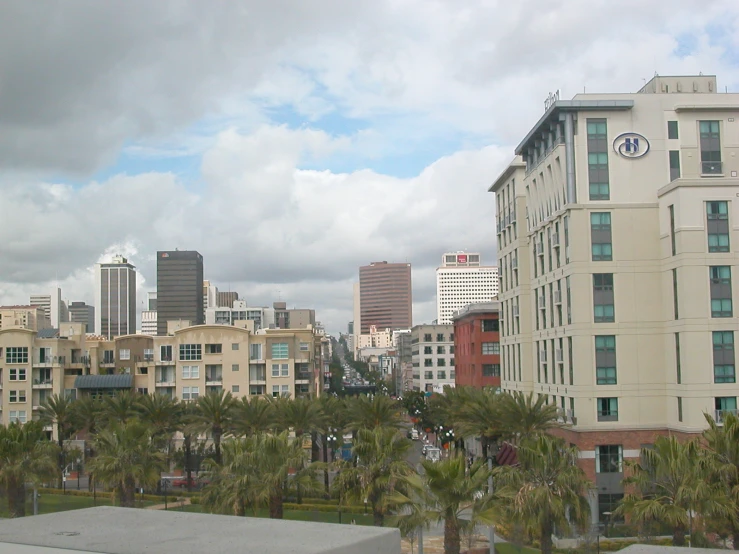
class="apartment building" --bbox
[0,305,50,331]
[436,252,499,324]
[411,324,455,393]
[0,322,324,430]
[452,302,501,389]
[490,75,739,522]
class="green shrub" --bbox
[284,503,365,514]
[41,488,113,499]
[189,496,201,505]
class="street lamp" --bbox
[603,511,612,538]
[76,458,81,490]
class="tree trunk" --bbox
[184,435,193,493]
[269,494,284,519]
[673,524,687,547]
[373,507,384,527]
[58,431,65,489]
[444,516,461,554]
[7,481,26,518]
[122,476,136,508]
[540,516,554,554]
[214,429,222,466]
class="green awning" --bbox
[74,374,133,389]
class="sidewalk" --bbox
[145,498,191,510]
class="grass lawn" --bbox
[496,543,541,554]
[177,503,375,526]
[0,493,159,518]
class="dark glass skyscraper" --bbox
[156,250,204,335]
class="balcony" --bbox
[205,373,223,385]
[296,372,312,383]
[70,355,91,367]
[714,409,739,425]
[702,160,723,176]
[155,372,176,386]
[33,355,66,367]
[158,356,173,364]
[33,378,53,389]
[249,371,266,384]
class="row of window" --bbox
[422,333,453,342]
[422,358,454,367]
[422,370,455,380]
[423,346,455,355]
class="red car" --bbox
[172,476,209,488]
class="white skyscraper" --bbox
[435,252,499,324]
[94,255,137,338]
[30,287,68,328]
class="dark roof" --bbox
[74,374,133,389]
[496,442,518,466]
[37,328,60,339]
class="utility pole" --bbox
[417,525,423,554]
[33,487,38,516]
[488,457,496,554]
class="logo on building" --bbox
[457,254,467,264]
[613,133,650,159]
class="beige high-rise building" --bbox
[436,252,499,324]
[0,306,50,331]
[490,75,739,522]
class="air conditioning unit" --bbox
[555,349,564,363]
[512,306,520,317]
[552,232,560,247]
[511,257,518,270]
[565,246,571,260]
[554,290,562,304]
[538,296,546,309]
[540,349,548,361]
[536,242,544,256]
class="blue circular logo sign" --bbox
[613,132,650,159]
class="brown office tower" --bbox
[359,261,412,333]
[157,250,204,335]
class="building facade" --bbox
[205,301,276,330]
[359,261,412,334]
[0,306,50,331]
[217,291,239,308]
[410,324,455,393]
[68,302,95,333]
[452,302,501,389]
[0,322,325,430]
[436,252,499,324]
[157,251,204,336]
[490,75,739,522]
[30,288,68,328]
[95,255,137,339]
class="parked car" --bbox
[411,429,419,440]
[172,476,210,488]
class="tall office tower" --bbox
[203,280,218,321]
[359,261,412,333]
[156,250,204,336]
[436,252,499,324]
[30,288,68,328]
[140,292,157,335]
[68,301,95,333]
[217,291,239,308]
[491,75,739,523]
[94,255,137,338]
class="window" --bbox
[436,333,445,342]
[182,387,199,401]
[281,363,289,377]
[232,385,240,393]
[699,121,722,174]
[566,276,572,325]
[424,359,433,367]
[437,370,446,380]
[595,336,617,385]
[482,364,500,377]
[299,342,310,352]
[669,205,676,256]
[250,343,263,360]
[103,349,114,364]
[160,345,172,361]
[678,397,683,422]
[482,342,500,355]
[710,266,733,317]
[119,349,130,360]
[713,331,735,384]
[424,371,433,380]
[450,370,456,379]
[9,368,26,381]
[282,384,289,396]
[595,445,622,473]
[599,494,624,523]
[232,364,239,372]
[9,390,27,403]
[590,213,612,261]
[564,216,570,263]
[568,336,574,385]
[593,274,615,322]
[271,364,280,377]
[449,345,455,354]
[587,119,610,200]
[675,333,681,384]
[272,385,280,398]
[707,201,730,252]
[271,343,289,359]
[482,319,499,332]
[232,343,239,350]
[437,346,445,354]
[424,346,432,355]
[667,120,679,140]
[424,333,432,342]
[669,150,681,181]
[715,397,737,419]
[179,344,202,361]
[597,397,618,421]
[672,268,679,320]
[9,410,27,423]
[137,387,148,395]
[205,344,222,354]
[5,347,28,364]
[182,366,200,379]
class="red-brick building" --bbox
[452,301,500,389]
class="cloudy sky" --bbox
[1,0,738,335]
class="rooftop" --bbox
[0,506,400,554]
[451,301,501,321]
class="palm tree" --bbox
[0,421,59,517]
[703,411,739,549]
[137,393,180,441]
[204,432,322,518]
[69,395,102,492]
[420,456,494,554]
[333,426,415,526]
[193,390,236,465]
[453,387,504,458]
[100,390,142,425]
[88,420,166,507]
[230,395,276,437]
[39,393,75,487]
[616,435,733,547]
[177,400,200,493]
[346,394,403,431]
[496,391,563,443]
[389,494,432,554]
[494,434,591,554]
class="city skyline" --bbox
[1,2,739,335]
